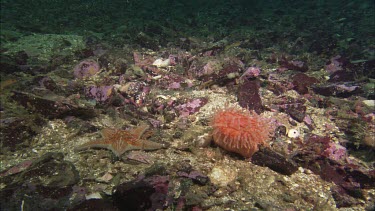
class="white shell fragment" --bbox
[152,58,170,67]
[363,100,374,107]
[287,129,300,138]
[85,192,102,200]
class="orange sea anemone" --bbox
[211,107,273,158]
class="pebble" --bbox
[209,165,237,187]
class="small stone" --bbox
[209,165,237,187]
[194,133,212,147]
[97,172,113,183]
[85,192,103,200]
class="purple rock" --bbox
[312,83,362,98]
[176,97,208,117]
[325,55,344,74]
[168,82,181,89]
[241,66,261,79]
[168,54,177,66]
[323,142,347,162]
[85,85,114,103]
[73,59,100,79]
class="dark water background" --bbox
[2,0,374,59]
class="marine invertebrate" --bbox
[75,124,166,157]
[211,107,273,158]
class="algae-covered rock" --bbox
[0,152,80,210]
[3,34,85,70]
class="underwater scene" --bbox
[0,0,374,210]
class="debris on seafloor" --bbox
[1,2,374,209]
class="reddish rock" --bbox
[291,73,319,94]
[292,135,375,207]
[279,57,308,72]
[238,79,262,113]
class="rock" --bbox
[278,57,308,72]
[208,165,237,187]
[328,70,355,82]
[175,97,208,117]
[291,73,319,94]
[112,175,170,211]
[238,79,262,113]
[274,97,306,122]
[73,59,100,79]
[196,58,243,86]
[241,66,261,79]
[0,116,43,151]
[2,34,85,74]
[325,55,345,74]
[251,147,298,175]
[291,135,375,206]
[331,186,362,208]
[312,83,362,98]
[11,91,96,119]
[0,152,80,210]
[85,85,114,104]
[177,170,209,185]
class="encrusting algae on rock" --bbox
[211,107,274,158]
[75,124,166,158]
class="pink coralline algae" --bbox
[323,142,347,162]
[73,59,100,79]
[119,82,150,106]
[279,57,308,72]
[325,55,344,74]
[85,85,114,103]
[176,97,208,117]
[241,66,261,79]
[168,54,178,66]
